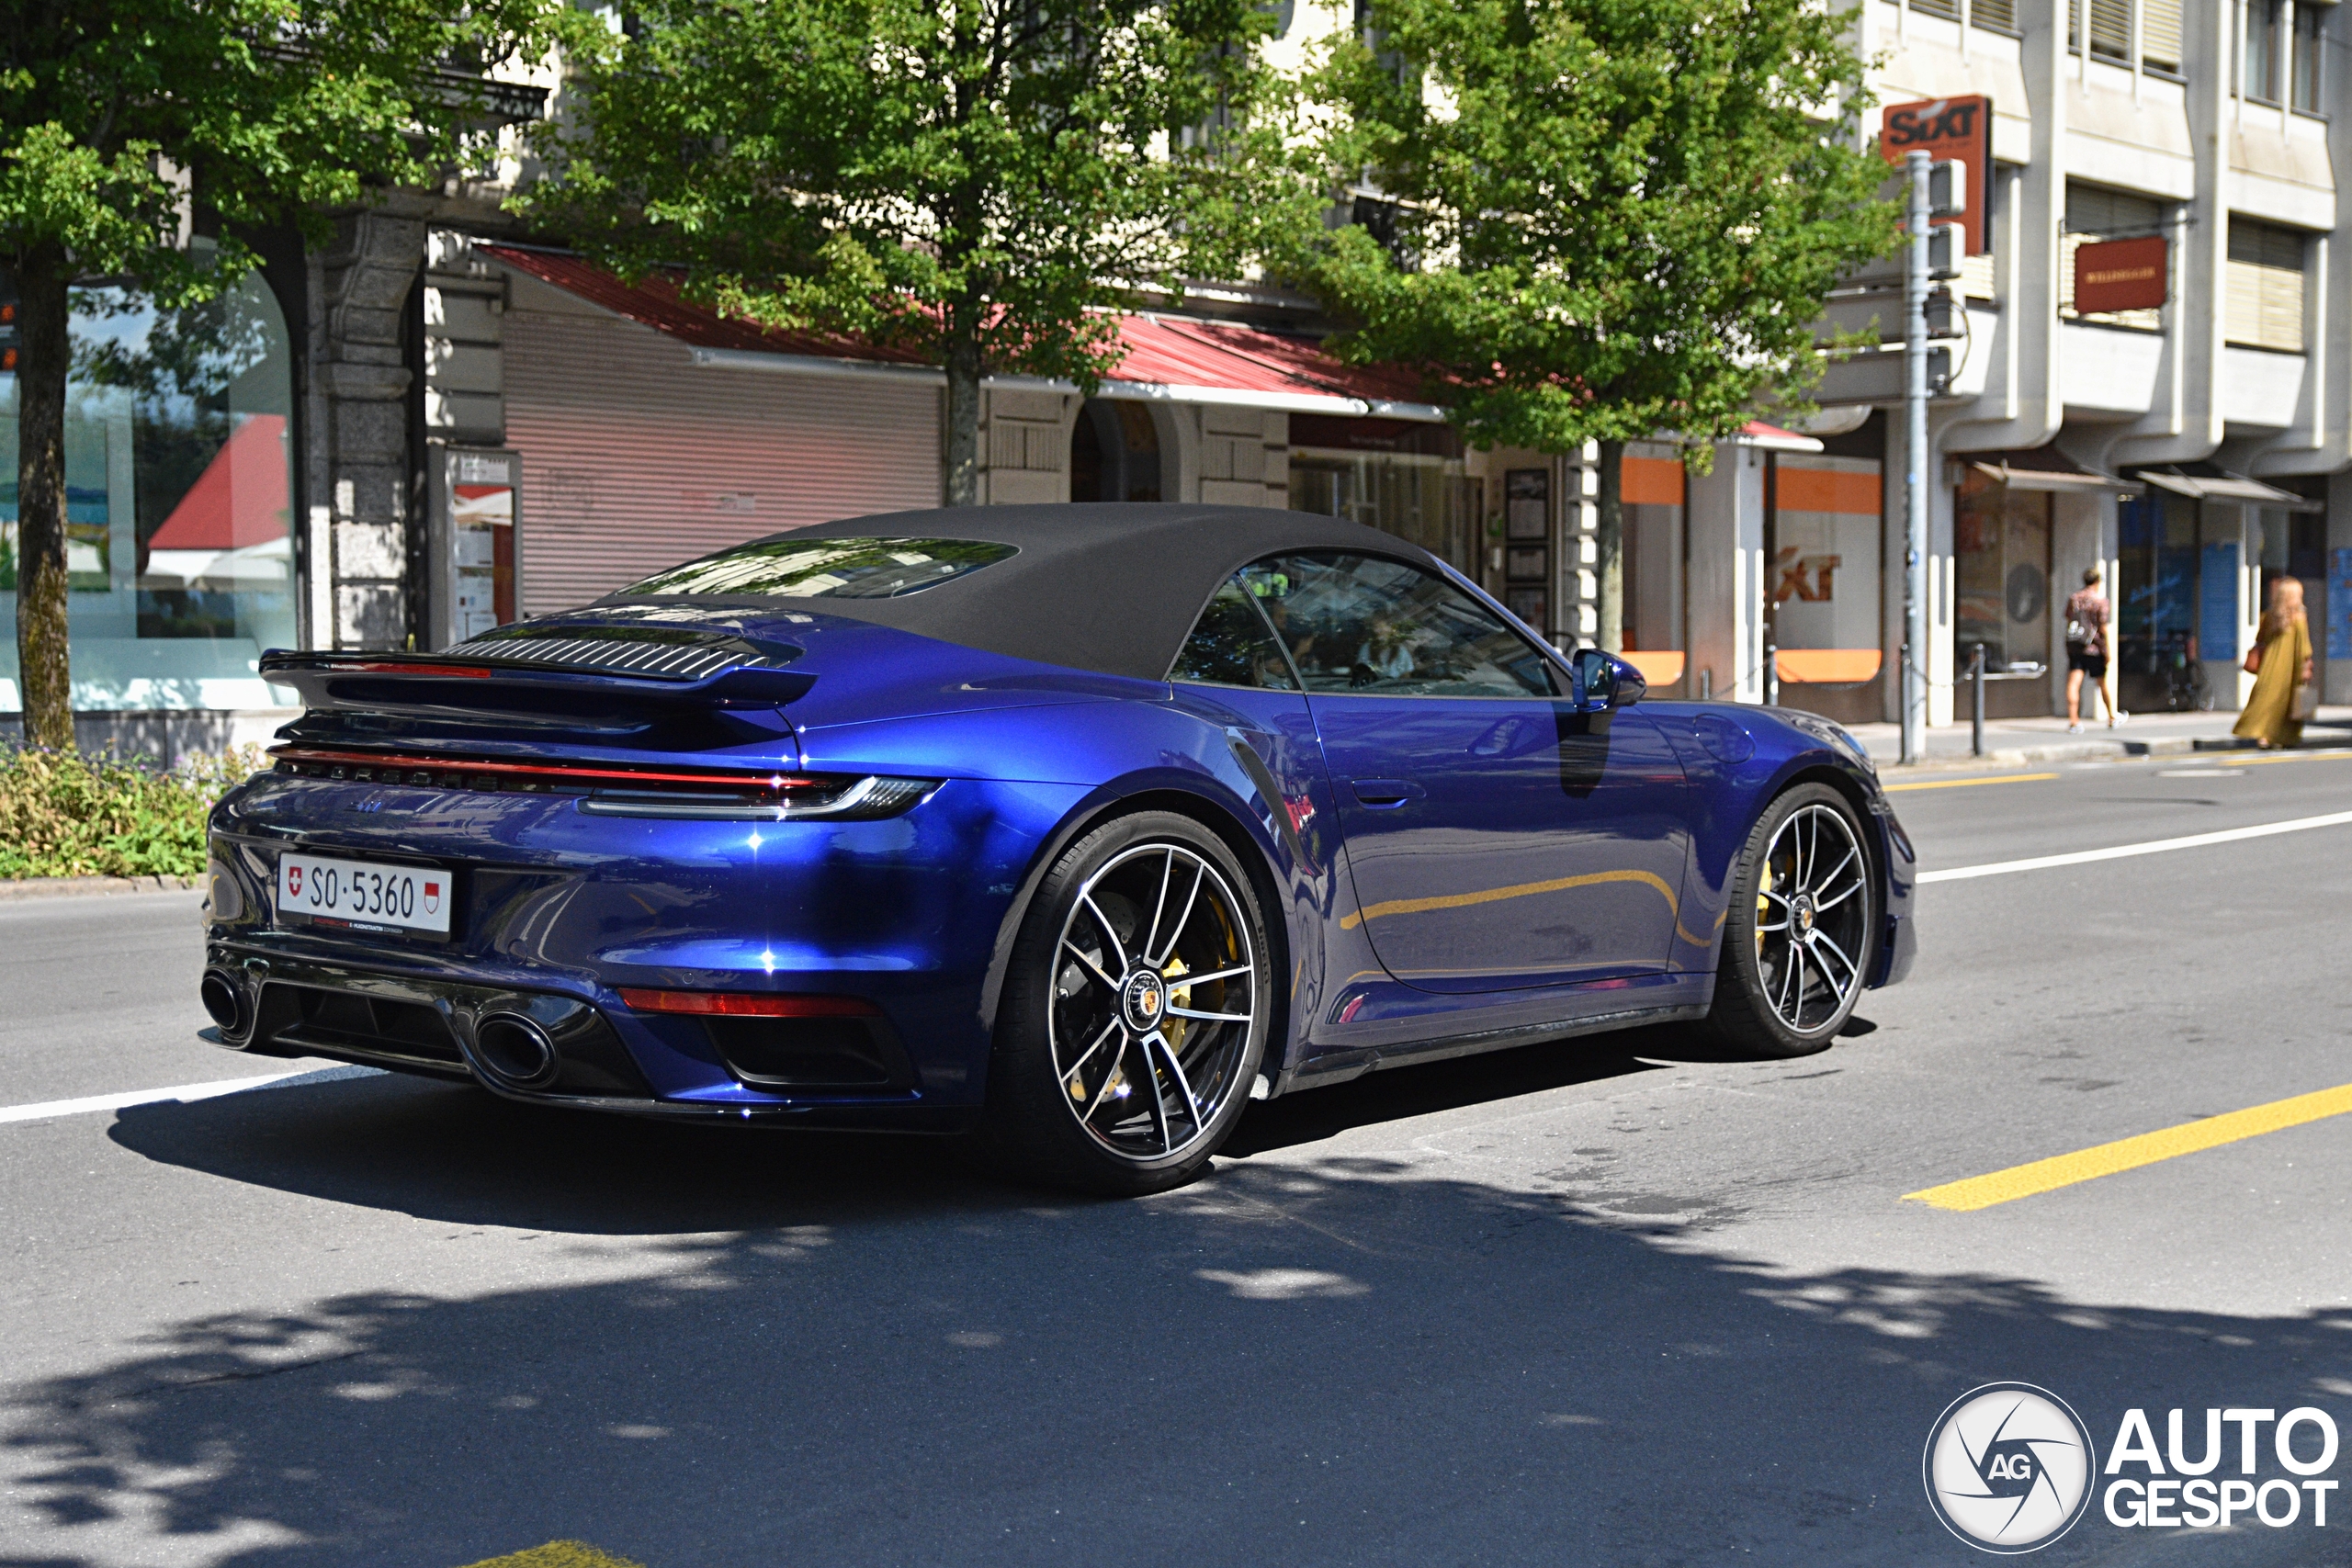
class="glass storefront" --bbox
[1,272,297,712]
[2116,490,2200,711]
[1955,470,2052,717]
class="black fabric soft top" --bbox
[598,503,1446,683]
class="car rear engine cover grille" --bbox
[442,626,793,682]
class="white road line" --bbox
[0,1065,381,1127]
[1920,808,2352,884]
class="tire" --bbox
[1704,784,1877,1059]
[978,811,1274,1196]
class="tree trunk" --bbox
[944,334,982,507]
[1594,438,1624,655]
[14,249,74,750]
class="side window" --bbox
[1246,553,1559,698]
[1168,579,1299,690]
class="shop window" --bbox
[1955,471,2052,716]
[1767,452,1883,723]
[2116,491,2199,708]
[2225,220,2306,352]
[1,272,297,713]
[1622,443,1684,656]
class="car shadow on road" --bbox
[96,1017,1846,1226]
[11,1128,2352,1568]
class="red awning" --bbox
[482,244,1443,420]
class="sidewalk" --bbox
[1842,705,2352,771]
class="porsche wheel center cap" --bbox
[1121,970,1167,1032]
[1792,892,1816,935]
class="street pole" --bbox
[1902,150,1931,766]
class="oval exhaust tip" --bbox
[473,1012,560,1089]
[199,969,250,1039]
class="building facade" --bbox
[13,0,2350,752]
[1635,0,2352,722]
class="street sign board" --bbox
[2074,236,2168,313]
[1880,96,1994,255]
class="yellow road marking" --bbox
[1340,867,1677,930]
[2219,749,2352,767]
[1903,1082,2352,1212]
[1882,772,2058,793]
[458,1543,644,1568]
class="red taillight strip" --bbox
[268,745,821,793]
[618,988,880,1019]
[334,660,494,678]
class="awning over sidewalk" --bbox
[482,244,1445,421]
[1963,447,2140,494]
[2132,464,2324,512]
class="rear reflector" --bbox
[618,988,880,1019]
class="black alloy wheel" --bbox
[1707,783,1877,1058]
[983,811,1273,1196]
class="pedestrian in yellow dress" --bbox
[2233,575,2313,749]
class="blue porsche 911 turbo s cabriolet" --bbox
[200,503,1915,1194]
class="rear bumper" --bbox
[200,939,977,1131]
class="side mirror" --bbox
[1570,649,1646,712]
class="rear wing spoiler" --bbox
[257,649,818,716]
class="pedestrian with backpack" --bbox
[2064,566,2124,732]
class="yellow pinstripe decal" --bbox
[1341,867,1679,931]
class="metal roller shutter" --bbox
[502,309,943,616]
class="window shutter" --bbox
[2143,0,2183,67]
[2227,220,2307,352]
[2087,0,2132,55]
[1974,0,2017,28]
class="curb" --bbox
[1877,731,2351,775]
[0,873,200,902]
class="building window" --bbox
[2225,219,2307,352]
[2291,1,2323,112]
[2069,0,2181,72]
[2062,183,2167,331]
[1286,415,1475,580]
[2245,0,2283,101]
[1,271,298,714]
[1973,0,2018,29]
[2143,0,2183,70]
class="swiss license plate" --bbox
[277,852,452,937]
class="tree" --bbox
[1291,0,1896,650]
[525,0,1295,506]
[2,0,562,749]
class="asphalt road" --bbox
[6,751,2352,1567]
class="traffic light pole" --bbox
[1902,150,1931,766]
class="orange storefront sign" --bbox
[1879,95,1993,256]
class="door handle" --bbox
[1351,778,1423,807]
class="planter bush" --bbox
[0,746,266,881]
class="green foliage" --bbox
[1287,0,1899,455]
[2,0,568,293]
[522,0,1311,492]
[0,745,264,880]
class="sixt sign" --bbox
[1880,95,1994,256]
